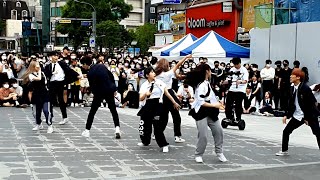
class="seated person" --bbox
[10,79,23,107]
[259,91,275,116]
[177,83,194,109]
[114,91,122,107]
[82,88,93,107]
[0,81,17,107]
[242,86,257,114]
[121,83,139,108]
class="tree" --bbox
[135,23,157,54]
[0,19,5,35]
[56,0,132,49]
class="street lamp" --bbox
[74,0,97,52]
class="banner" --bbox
[242,0,274,30]
[255,3,273,29]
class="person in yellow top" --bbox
[70,59,83,107]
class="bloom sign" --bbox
[187,18,231,29]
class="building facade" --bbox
[50,0,68,47]
[120,0,145,29]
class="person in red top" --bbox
[0,81,17,106]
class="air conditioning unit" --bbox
[150,19,156,24]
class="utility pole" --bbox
[54,0,58,46]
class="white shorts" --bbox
[80,78,90,88]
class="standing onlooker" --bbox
[274,60,282,110]
[261,59,275,96]
[280,60,292,111]
[185,63,227,163]
[70,59,83,107]
[276,68,320,156]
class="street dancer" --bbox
[276,68,320,156]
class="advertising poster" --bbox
[171,13,185,41]
[242,0,274,30]
[255,3,273,29]
[158,13,175,32]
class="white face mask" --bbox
[128,86,133,91]
[3,84,9,88]
[266,64,271,68]
[134,60,138,63]
[252,68,257,71]
[230,63,234,67]
[13,84,18,88]
[65,60,69,64]
[184,64,188,68]
[136,65,141,69]
[71,56,76,59]
[124,63,129,67]
[215,87,220,91]
[191,65,196,69]
[130,65,135,68]
[143,62,147,65]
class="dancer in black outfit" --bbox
[276,68,320,156]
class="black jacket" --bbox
[87,64,117,95]
[285,83,318,122]
[44,61,79,85]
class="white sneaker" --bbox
[151,135,156,140]
[32,125,40,131]
[75,103,79,107]
[39,124,44,130]
[58,118,68,125]
[100,103,104,108]
[175,136,185,143]
[137,142,149,147]
[115,126,121,139]
[162,146,169,153]
[47,125,54,133]
[275,151,289,156]
[71,103,75,107]
[81,129,90,138]
[195,156,203,163]
[217,153,228,162]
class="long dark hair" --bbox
[184,63,211,89]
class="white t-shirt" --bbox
[293,84,304,121]
[228,66,249,93]
[156,69,175,89]
[50,62,65,81]
[139,79,166,105]
[177,85,194,99]
[192,80,218,113]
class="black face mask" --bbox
[276,65,281,68]
[214,64,219,68]
[283,64,288,67]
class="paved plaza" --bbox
[0,107,319,180]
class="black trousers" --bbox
[139,99,169,148]
[70,85,80,103]
[225,91,245,120]
[274,87,281,109]
[49,81,67,118]
[262,80,274,96]
[160,89,182,137]
[85,93,120,130]
[282,117,320,151]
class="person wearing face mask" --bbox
[10,78,23,107]
[142,58,149,68]
[249,64,260,81]
[211,61,223,87]
[293,60,300,68]
[273,61,282,110]
[261,59,275,96]
[117,62,127,98]
[0,54,9,85]
[121,83,139,108]
[70,59,83,107]
[181,61,190,75]
[128,62,138,91]
[108,60,120,87]
[44,51,79,125]
[280,60,292,111]
[0,81,17,107]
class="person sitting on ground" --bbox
[0,81,17,107]
[121,83,139,108]
[242,86,257,114]
[114,91,122,107]
[10,78,23,107]
[259,91,275,116]
[82,88,93,107]
[176,83,194,109]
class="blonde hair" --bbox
[21,61,39,85]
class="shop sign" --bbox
[187,18,231,29]
[163,0,182,4]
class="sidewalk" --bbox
[0,107,319,180]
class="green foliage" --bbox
[56,0,133,49]
[135,23,157,54]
